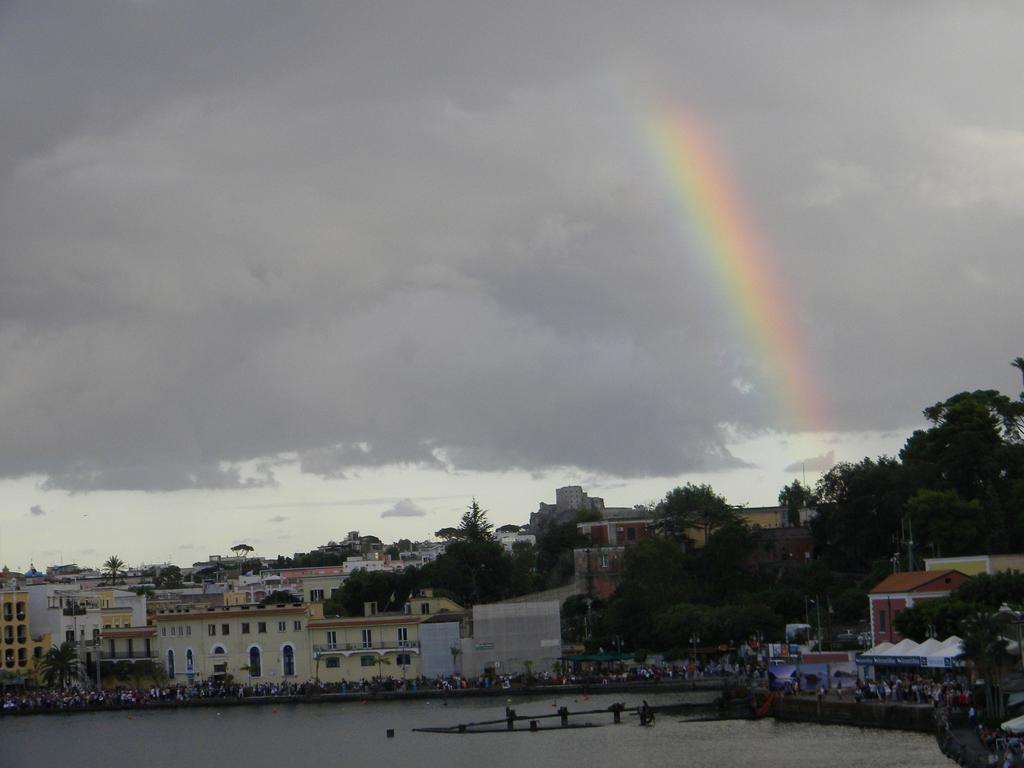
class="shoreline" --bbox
[0,677,729,718]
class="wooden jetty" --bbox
[412,695,755,734]
[413,703,635,734]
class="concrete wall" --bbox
[460,601,561,678]
[768,694,936,733]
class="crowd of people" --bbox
[0,664,723,714]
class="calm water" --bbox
[0,692,943,767]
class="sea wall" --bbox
[765,693,936,733]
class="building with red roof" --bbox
[868,569,970,645]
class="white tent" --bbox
[1002,714,1024,734]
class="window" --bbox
[396,653,411,666]
[257,622,266,634]
[360,655,375,667]
[170,626,176,636]
[361,629,372,648]
[420,602,430,615]
[278,621,286,632]
[208,624,216,637]
[186,649,194,673]
[293,620,302,631]
[326,631,337,649]
[310,589,324,602]
[222,624,230,636]
[167,649,175,678]
[161,626,167,637]
[65,630,75,643]
[397,627,408,647]
[282,645,295,676]
[626,527,636,541]
[600,551,609,568]
[186,626,191,636]
[325,657,340,668]
[241,622,251,634]
[249,647,261,678]
[213,645,225,655]
[878,610,887,633]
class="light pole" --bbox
[689,633,700,689]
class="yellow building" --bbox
[152,604,312,684]
[924,554,1024,576]
[1,586,51,679]
[309,590,463,683]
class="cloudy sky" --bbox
[2,2,1022,569]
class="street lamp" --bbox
[689,633,700,688]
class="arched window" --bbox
[167,649,175,678]
[249,646,261,678]
[186,649,194,673]
[282,645,295,677]
[212,645,226,655]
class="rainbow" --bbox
[651,108,828,432]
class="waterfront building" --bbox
[457,600,562,678]
[0,583,50,679]
[152,603,312,683]
[868,569,970,645]
[309,589,461,683]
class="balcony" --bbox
[62,606,88,617]
[100,650,156,660]
[313,640,419,656]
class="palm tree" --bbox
[1013,357,1024,390]
[960,611,1012,719]
[231,544,255,559]
[39,643,80,689]
[102,555,127,585]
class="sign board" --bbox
[475,641,495,651]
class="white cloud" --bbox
[381,499,428,518]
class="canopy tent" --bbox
[1002,714,1024,734]
[856,636,964,669]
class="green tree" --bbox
[231,543,255,559]
[698,521,755,600]
[102,555,127,585]
[423,539,510,605]
[456,498,494,542]
[259,590,302,606]
[1012,357,1024,391]
[778,480,818,527]
[39,643,79,689]
[604,538,694,647]
[960,610,1012,718]
[325,569,423,617]
[894,597,973,642]
[905,489,983,558]
[655,483,738,545]
[154,565,183,589]
[954,571,1024,611]
[434,527,460,541]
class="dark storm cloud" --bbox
[1,2,1023,490]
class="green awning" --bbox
[560,652,641,663]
